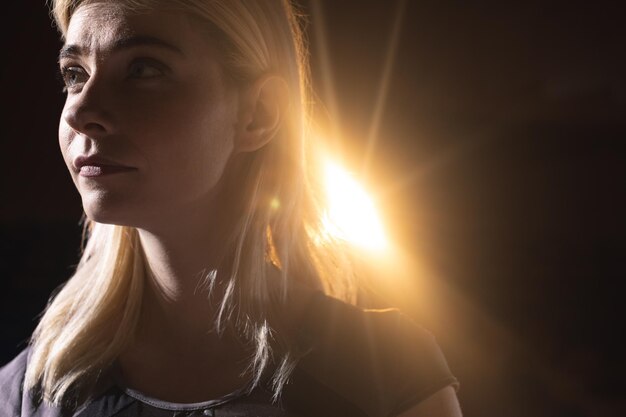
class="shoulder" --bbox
[0,348,29,416]
[282,292,459,417]
[0,348,134,417]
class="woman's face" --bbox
[59,2,240,229]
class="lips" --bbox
[73,155,136,177]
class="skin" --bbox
[59,2,461,414]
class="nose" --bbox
[62,74,116,138]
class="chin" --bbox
[84,207,131,227]
[81,195,165,230]
[81,194,139,227]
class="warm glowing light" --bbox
[322,160,387,250]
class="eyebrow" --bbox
[58,35,185,61]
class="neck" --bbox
[134,195,237,339]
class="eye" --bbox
[128,59,167,79]
[60,66,88,92]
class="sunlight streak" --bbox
[361,0,407,180]
[310,0,344,153]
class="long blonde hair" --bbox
[27,0,357,406]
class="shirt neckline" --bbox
[109,358,255,412]
[108,289,328,411]
[120,382,251,411]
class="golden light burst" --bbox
[322,159,387,251]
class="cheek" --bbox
[58,117,86,192]
[58,122,69,155]
[128,88,237,178]
[58,121,75,174]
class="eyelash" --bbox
[58,58,168,93]
[128,58,168,78]
[58,66,87,93]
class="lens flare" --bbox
[322,160,387,251]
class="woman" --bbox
[0,0,461,416]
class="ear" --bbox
[234,74,290,153]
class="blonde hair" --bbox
[27,0,357,407]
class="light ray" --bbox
[361,0,407,180]
[380,127,498,199]
[310,0,343,154]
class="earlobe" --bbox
[234,74,290,153]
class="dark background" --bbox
[1,1,624,416]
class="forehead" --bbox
[65,2,209,56]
